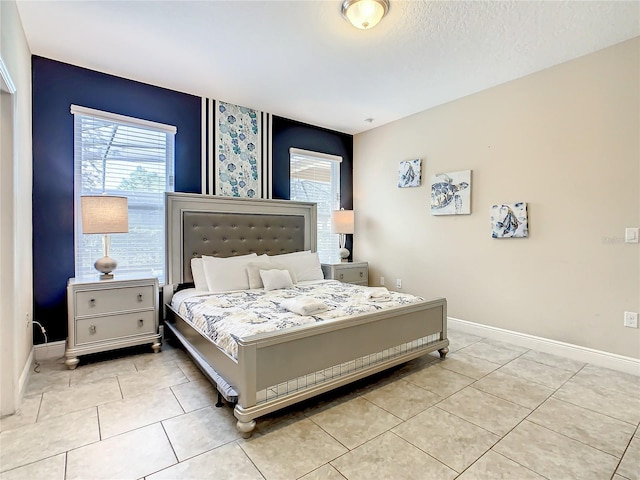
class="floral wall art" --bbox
[430,170,471,215]
[491,202,528,238]
[398,159,421,188]
[216,101,261,198]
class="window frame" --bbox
[71,105,176,283]
[289,148,342,264]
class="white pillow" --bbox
[247,260,298,289]
[259,269,294,291]
[272,250,324,282]
[202,253,258,292]
[190,258,208,291]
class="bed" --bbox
[163,192,449,437]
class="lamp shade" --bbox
[81,196,129,234]
[341,0,390,30]
[331,210,355,234]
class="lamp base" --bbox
[339,247,350,262]
[95,256,117,280]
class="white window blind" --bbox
[72,105,176,283]
[289,148,341,263]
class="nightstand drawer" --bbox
[75,285,155,316]
[76,310,156,345]
[322,262,369,285]
[335,266,367,284]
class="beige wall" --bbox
[354,38,640,359]
[0,0,33,415]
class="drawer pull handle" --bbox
[89,325,96,335]
[339,273,344,279]
[360,271,364,277]
[138,318,144,327]
[90,298,96,306]
[138,293,143,302]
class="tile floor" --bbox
[1,327,639,480]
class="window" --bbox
[72,105,176,282]
[289,148,341,263]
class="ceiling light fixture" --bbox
[341,0,390,30]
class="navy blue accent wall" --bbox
[271,116,354,257]
[32,57,354,343]
[32,56,202,342]
[271,116,353,206]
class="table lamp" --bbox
[81,195,128,280]
[331,209,354,262]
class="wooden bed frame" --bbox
[163,192,449,437]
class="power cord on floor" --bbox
[32,320,48,343]
[32,320,48,373]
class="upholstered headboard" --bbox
[165,193,317,285]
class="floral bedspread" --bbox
[172,280,424,359]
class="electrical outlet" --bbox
[396,278,402,289]
[379,276,385,286]
[624,311,638,328]
[26,312,30,329]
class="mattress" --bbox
[171,280,424,359]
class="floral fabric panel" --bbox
[175,281,424,359]
[216,101,260,198]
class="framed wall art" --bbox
[491,202,528,238]
[430,170,471,215]
[398,159,421,188]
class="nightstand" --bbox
[65,276,161,369]
[321,261,368,286]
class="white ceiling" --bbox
[16,0,640,135]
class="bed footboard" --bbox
[166,296,447,438]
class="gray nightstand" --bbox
[321,261,368,286]
[65,276,161,369]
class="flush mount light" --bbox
[341,0,390,30]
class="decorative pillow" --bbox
[272,250,324,282]
[202,253,258,292]
[259,269,294,291]
[190,257,208,291]
[247,260,298,289]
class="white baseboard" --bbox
[18,348,34,401]
[448,317,640,377]
[34,340,66,362]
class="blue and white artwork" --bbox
[216,101,261,198]
[491,202,528,238]
[430,170,471,215]
[398,159,421,188]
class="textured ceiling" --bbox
[16,0,640,134]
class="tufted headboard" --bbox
[165,193,317,285]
